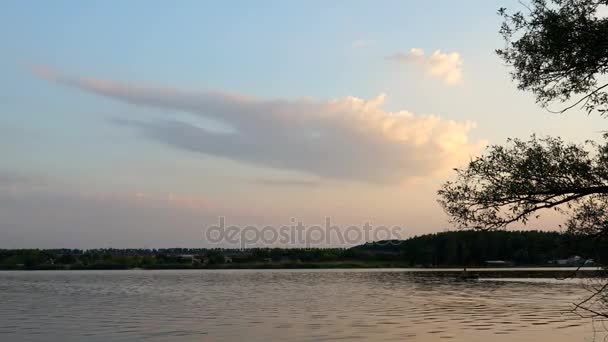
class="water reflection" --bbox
[0,269,603,341]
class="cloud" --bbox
[387,48,464,85]
[32,66,485,184]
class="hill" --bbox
[352,230,608,266]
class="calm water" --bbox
[0,269,604,341]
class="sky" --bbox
[1,0,606,248]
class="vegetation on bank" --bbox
[1,230,606,270]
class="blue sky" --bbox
[0,1,605,248]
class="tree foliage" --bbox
[357,230,608,266]
[497,0,608,115]
[438,134,608,233]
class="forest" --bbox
[1,230,606,270]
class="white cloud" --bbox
[388,48,464,85]
[32,66,485,184]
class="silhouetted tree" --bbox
[497,0,608,116]
[438,135,608,234]
[440,0,608,319]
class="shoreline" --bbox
[1,265,604,278]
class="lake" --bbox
[0,269,604,341]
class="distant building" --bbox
[552,255,594,266]
[196,255,209,264]
[557,255,580,266]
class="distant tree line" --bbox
[354,230,608,266]
[1,230,605,270]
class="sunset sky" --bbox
[1,0,606,248]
